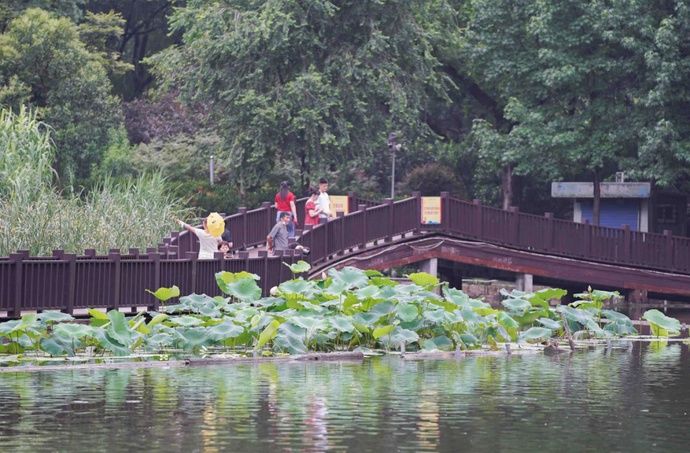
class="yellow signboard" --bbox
[421,197,441,225]
[330,195,349,216]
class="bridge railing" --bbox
[443,196,690,274]
[167,192,377,256]
[4,191,690,317]
[0,249,304,318]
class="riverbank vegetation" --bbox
[3,1,690,223]
[0,108,185,256]
[0,265,682,366]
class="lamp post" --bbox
[388,132,401,199]
[209,155,215,185]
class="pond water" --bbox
[1,343,689,452]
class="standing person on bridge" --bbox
[304,188,322,227]
[317,178,334,222]
[177,214,223,260]
[267,212,291,254]
[274,181,298,238]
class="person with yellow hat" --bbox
[177,212,225,259]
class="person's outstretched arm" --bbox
[290,199,298,225]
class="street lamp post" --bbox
[209,155,215,185]
[388,132,401,199]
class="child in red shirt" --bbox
[304,188,321,227]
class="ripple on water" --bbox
[0,344,689,451]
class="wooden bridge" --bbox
[2,193,690,318]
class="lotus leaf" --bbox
[106,311,139,348]
[421,335,453,351]
[643,309,681,337]
[178,327,212,349]
[53,323,93,340]
[284,260,311,275]
[501,298,532,314]
[37,311,74,323]
[373,324,395,339]
[329,267,369,289]
[519,327,552,343]
[225,278,262,301]
[145,285,180,302]
[397,303,419,322]
[93,329,132,356]
[40,337,74,356]
[279,279,316,296]
[168,315,203,327]
[257,319,282,348]
[459,333,479,347]
[387,327,419,346]
[355,285,382,300]
[207,321,244,341]
[407,272,439,288]
[537,318,561,330]
[330,315,355,333]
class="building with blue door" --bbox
[551,182,688,235]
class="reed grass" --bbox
[1,107,187,256]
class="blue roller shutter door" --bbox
[580,199,640,230]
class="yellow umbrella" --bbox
[206,212,225,238]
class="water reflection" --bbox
[0,343,689,452]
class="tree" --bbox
[149,0,452,193]
[0,8,124,183]
[456,0,690,222]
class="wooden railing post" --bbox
[664,229,674,269]
[262,201,273,232]
[238,207,247,249]
[622,225,631,262]
[584,220,592,257]
[187,251,198,293]
[508,206,519,245]
[108,251,121,311]
[358,204,367,249]
[337,212,345,255]
[151,252,160,311]
[385,198,394,242]
[544,213,554,251]
[472,199,482,237]
[440,192,449,231]
[9,253,24,318]
[63,253,76,316]
[412,191,421,234]
[347,191,356,214]
[256,251,268,295]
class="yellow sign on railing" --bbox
[421,197,441,225]
[331,195,349,216]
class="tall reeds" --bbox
[0,108,186,256]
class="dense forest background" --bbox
[2,0,690,219]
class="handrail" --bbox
[3,191,690,317]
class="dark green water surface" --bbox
[1,343,689,452]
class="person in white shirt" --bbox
[317,178,334,222]
[177,217,221,260]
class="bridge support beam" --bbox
[515,273,533,292]
[419,258,438,277]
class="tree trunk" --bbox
[501,164,513,210]
[592,170,601,226]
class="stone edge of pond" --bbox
[2,338,688,373]
[0,351,366,373]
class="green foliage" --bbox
[149,0,451,192]
[643,309,681,337]
[146,286,180,303]
[0,8,123,182]
[0,107,54,200]
[461,0,690,202]
[402,163,467,197]
[0,171,186,256]
[0,269,675,361]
